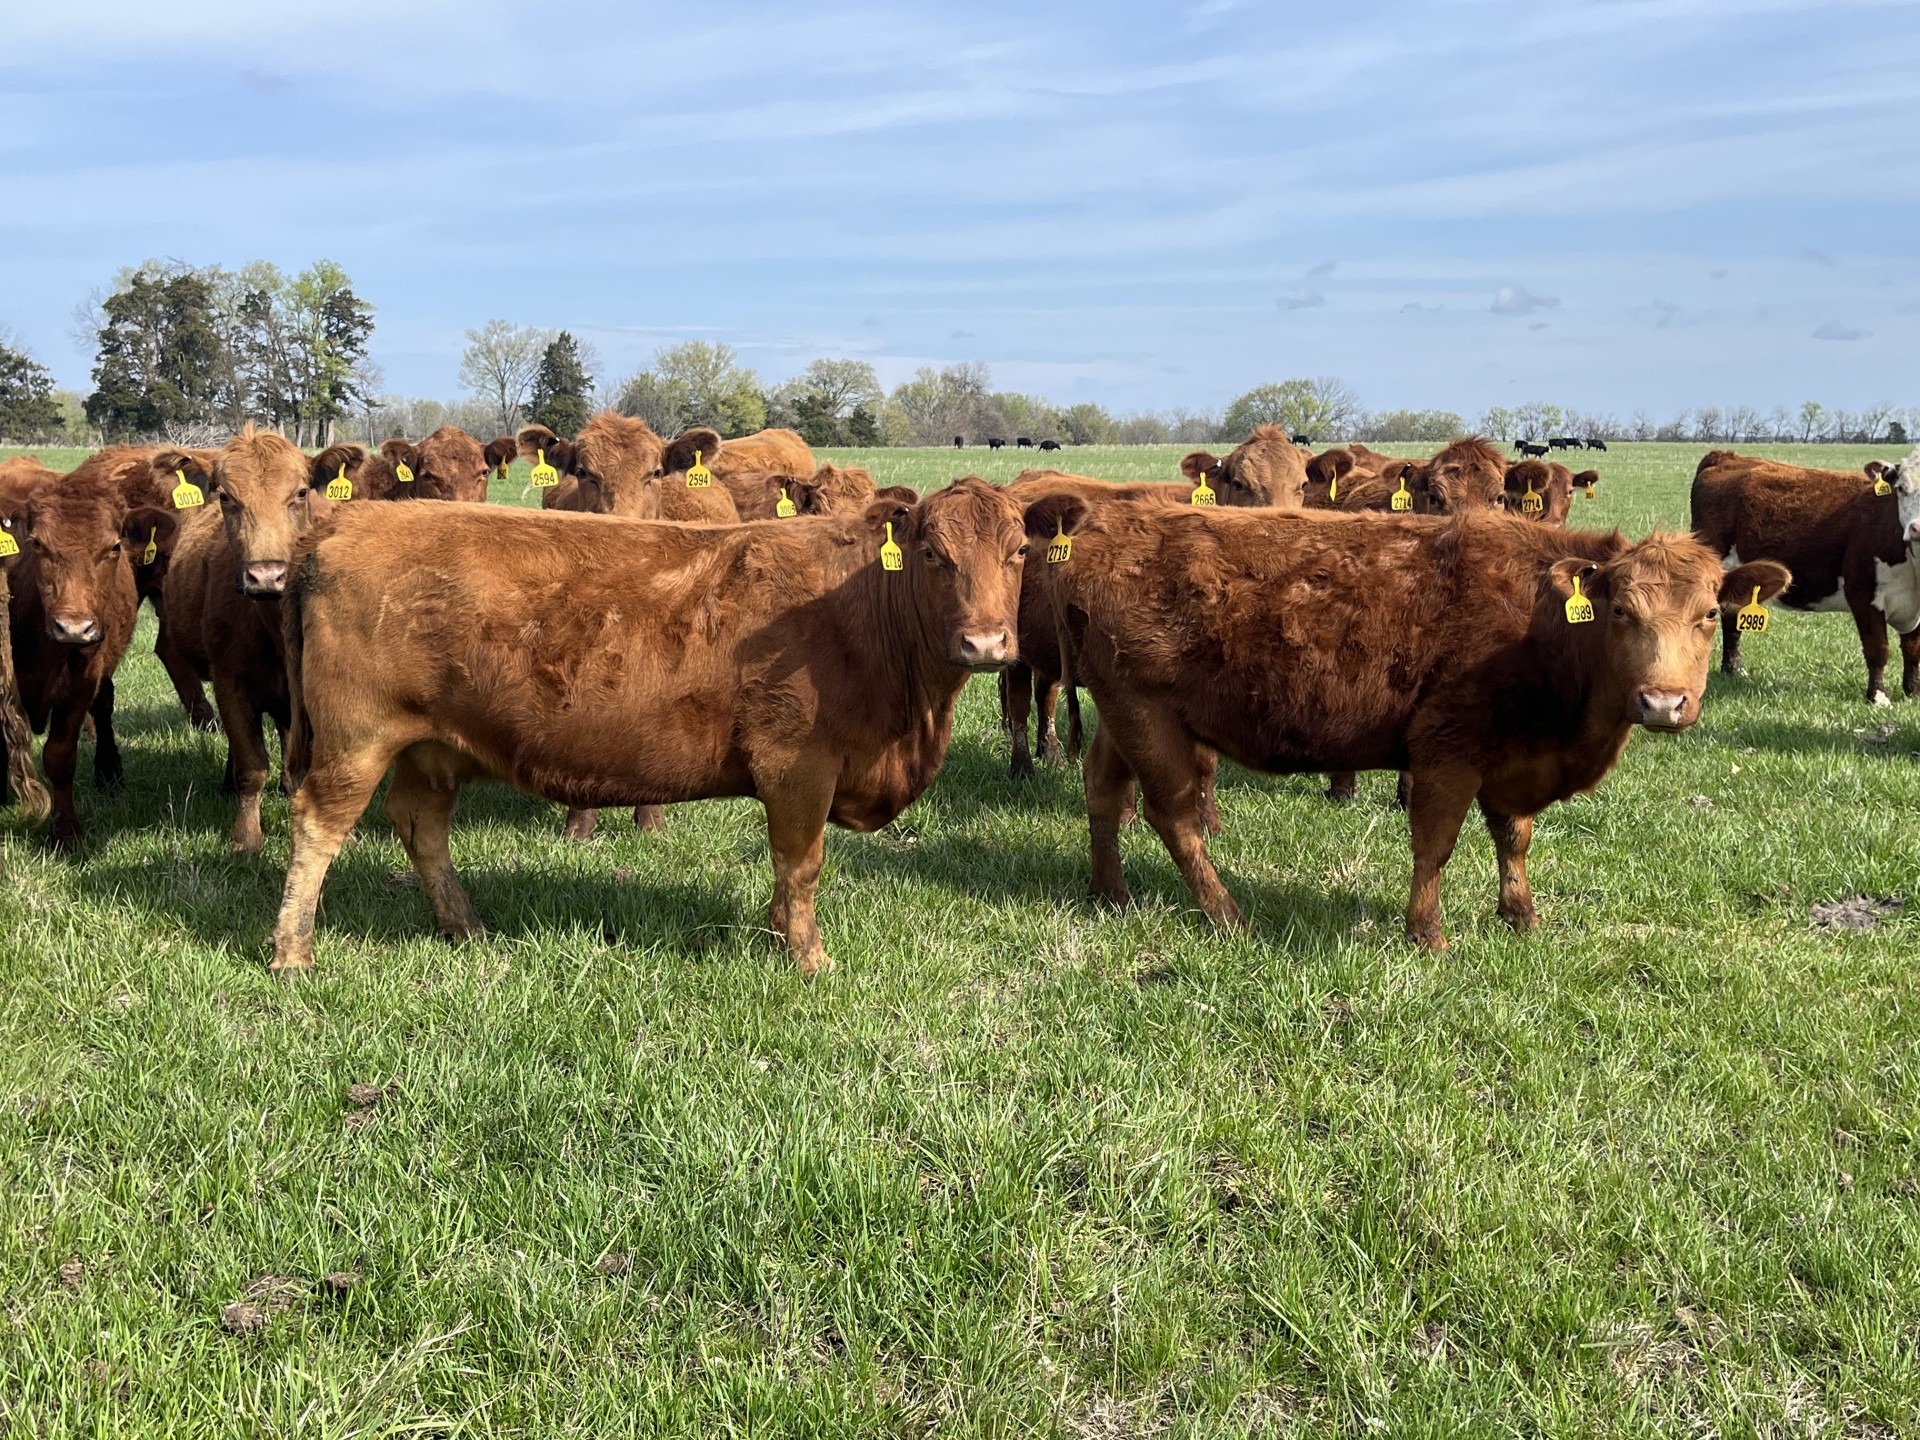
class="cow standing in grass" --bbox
[269,479,1027,977]
[1028,497,1789,949]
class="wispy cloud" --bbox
[1812,319,1868,341]
[1276,290,1326,311]
[1492,286,1560,316]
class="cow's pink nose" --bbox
[956,630,1012,669]
[1635,690,1692,729]
[49,613,101,646]
[240,561,289,596]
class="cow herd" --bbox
[0,418,1911,975]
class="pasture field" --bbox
[2,440,1918,1436]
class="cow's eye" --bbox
[1013,544,1029,560]
[1612,605,1627,618]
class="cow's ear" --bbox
[861,494,915,532]
[1021,492,1088,547]
[483,437,518,471]
[874,483,920,505]
[1179,451,1219,481]
[310,444,366,488]
[661,428,722,475]
[379,438,412,463]
[1548,557,1605,600]
[151,449,213,492]
[517,425,578,473]
[122,507,179,563]
[1719,560,1791,609]
[1574,470,1600,489]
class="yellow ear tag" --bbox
[394,461,415,484]
[0,528,17,558]
[880,522,904,571]
[1189,475,1216,506]
[1736,585,1769,633]
[1875,474,1893,497]
[171,469,205,509]
[529,448,559,488]
[1584,482,1595,499]
[1564,573,1595,625]
[326,464,353,501]
[1326,473,1337,503]
[1521,480,1543,516]
[775,488,797,518]
[495,462,509,482]
[142,528,158,565]
[1390,477,1412,512]
[1047,517,1073,564]
[686,450,713,488]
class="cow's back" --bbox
[711,429,815,482]
[1690,453,1893,596]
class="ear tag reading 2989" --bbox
[1390,477,1412,512]
[171,469,205,509]
[394,462,415,484]
[326,464,354,501]
[529,449,559,488]
[1736,585,1770,633]
[1189,475,1216,506]
[1564,574,1595,625]
[1047,517,1073,564]
[686,451,713,489]
[880,522,903,571]
[776,488,797,518]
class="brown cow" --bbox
[1177,426,1313,509]
[736,463,879,522]
[1027,497,1789,949]
[519,414,737,524]
[1,462,176,848]
[268,479,1027,976]
[1503,459,1574,525]
[707,427,815,495]
[155,430,357,852]
[376,426,498,503]
[1692,447,1920,703]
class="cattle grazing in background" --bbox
[154,430,359,854]
[519,413,737,525]
[1026,495,1788,950]
[1586,438,1609,452]
[1517,441,1550,458]
[372,426,499,503]
[738,464,880,521]
[0,459,176,849]
[987,438,1005,450]
[1016,437,1033,448]
[1548,437,1578,450]
[1692,447,1920,704]
[954,436,965,448]
[268,480,1028,977]
[1039,439,1062,451]
[1290,433,1312,446]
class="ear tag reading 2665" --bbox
[1736,586,1770,633]
[529,449,559,488]
[1047,517,1073,564]
[395,461,415,484]
[1521,478,1543,516]
[1564,574,1595,625]
[142,528,158,565]
[686,451,713,489]
[880,523,904,571]
[1189,475,1216,506]
[326,464,354,501]
[172,469,205,509]
[1390,477,1412,512]
[776,488,797,518]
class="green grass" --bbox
[1,441,1916,1437]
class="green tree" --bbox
[1061,403,1113,445]
[770,358,882,445]
[85,262,226,438]
[1221,377,1359,441]
[460,319,553,435]
[1799,400,1827,442]
[0,339,66,442]
[618,342,766,437]
[529,331,595,437]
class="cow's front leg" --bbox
[762,775,838,977]
[1480,800,1537,932]
[1404,764,1477,950]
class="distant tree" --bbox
[770,358,882,445]
[1627,410,1657,442]
[1726,405,1762,443]
[85,262,226,439]
[843,403,879,446]
[1512,401,1565,442]
[618,342,765,437]
[460,319,553,435]
[1112,411,1172,444]
[889,363,992,446]
[1363,408,1464,442]
[1222,378,1357,440]
[1799,400,1826,443]
[1655,411,1693,442]
[1477,406,1518,441]
[0,337,66,442]
[529,331,595,437]
[1060,402,1113,445]
[1890,418,1910,446]
[1764,404,1791,441]
[1692,406,1724,442]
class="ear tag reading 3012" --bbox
[880,522,903,571]
[326,464,353,501]
[1522,479,1543,516]
[395,461,415,484]
[1047,517,1073,564]
[1736,585,1769,633]
[686,451,713,488]
[1390,477,1412,512]
[776,488,797,518]
[172,469,205,509]
[142,528,158,565]
[1565,574,1595,625]
[1189,475,1216,506]
[529,449,559,487]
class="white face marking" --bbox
[1873,557,1920,633]
[1895,445,1920,547]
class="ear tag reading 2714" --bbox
[326,464,354,501]
[1189,475,1217,506]
[395,461,415,484]
[1047,517,1073,564]
[529,449,559,488]
[1564,574,1595,625]
[172,469,205,509]
[776,488,797,518]
[1736,585,1770,633]
[686,451,713,489]
[880,522,904,571]
[1521,479,1544,516]
[1390,477,1412,512]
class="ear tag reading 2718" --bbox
[1564,574,1595,625]
[1521,479,1544,516]
[1047,517,1073,564]
[1390,477,1412,512]
[776,488,798,518]
[395,461,415,484]
[686,451,713,488]
[529,449,559,488]
[1736,585,1770,633]
[880,522,904,571]
[326,464,354,501]
[1189,475,1216,506]
[172,469,205,509]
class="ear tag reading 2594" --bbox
[326,464,354,501]
[1189,475,1216,506]
[1736,585,1770,633]
[686,451,713,489]
[776,488,797,518]
[1047,517,1073,564]
[1564,574,1594,625]
[1390,477,1412,512]
[172,469,205,509]
[529,449,559,487]
[395,461,415,484]
[880,522,903,571]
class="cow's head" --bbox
[1186,426,1309,508]
[1548,532,1790,732]
[883,476,1026,671]
[152,427,353,598]
[1422,436,1509,514]
[1884,447,1920,549]
[1304,448,1357,505]
[764,463,878,518]
[2,481,176,646]
[519,413,723,518]
[390,425,492,503]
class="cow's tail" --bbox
[282,553,316,795]
[0,568,48,822]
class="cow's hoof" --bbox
[562,810,597,842]
[1407,927,1449,951]
[1870,689,1894,708]
[1498,906,1538,933]
[189,707,220,733]
[1906,675,1920,698]
[229,832,264,857]
[1009,754,1035,782]
[1091,882,1133,910]
[93,768,124,793]
[1038,741,1063,765]
[47,828,80,856]
[633,805,666,832]
[1721,662,1748,679]
[1324,784,1356,803]
[795,951,835,980]
[268,956,313,978]
[439,922,486,945]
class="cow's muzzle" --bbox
[238,560,289,597]
[1635,689,1694,731]
[49,612,102,647]
[954,629,1014,671]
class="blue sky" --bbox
[2,0,1915,418]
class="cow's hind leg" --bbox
[1325,771,1358,802]
[1084,723,1136,908]
[385,744,483,944]
[1404,764,1478,950]
[1718,606,1746,678]
[1004,663,1036,779]
[563,807,598,841]
[154,609,217,730]
[761,775,837,977]
[633,804,665,832]
[270,744,394,974]
[1197,746,1222,836]
[89,676,123,791]
[1036,675,1062,764]
[1900,627,1920,697]
[1480,800,1537,932]
[1848,594,1894,705]
[43,704,84,853]
[1095,709,1243,928]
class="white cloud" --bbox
[1812,319,1868,340]
[1492,286,1560,316]
[1276,290,1326,310]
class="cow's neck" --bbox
[848,559,967,757]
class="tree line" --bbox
[0,267,1912,448]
